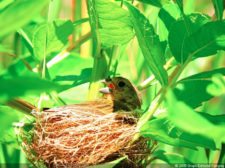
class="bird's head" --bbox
[99,77,142,111]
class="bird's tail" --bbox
[7,99,38,116]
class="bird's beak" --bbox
[99,79,112,94]
[99,87,111,94]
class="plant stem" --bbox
[213,149,221,168]
[138,57,175,90]
[69,0,76,46]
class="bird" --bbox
[8,76,142,115]
[99,76,142,112]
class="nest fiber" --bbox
[22,106,138,167]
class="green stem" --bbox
[213,149,221,167]
[138,57,175,90]
[108,45,120,76]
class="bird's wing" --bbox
[44,99,113,115]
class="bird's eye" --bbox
[118,81,126,88]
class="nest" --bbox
[20,107,151,167]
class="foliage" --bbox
[0,0,225,166]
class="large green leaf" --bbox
[141,115,216,149]
[33,20,73,60]
[87,0,108,99]
[137,0,170,7]
[166,90,225,147]
[0,0,49,37]
[88,157,126,168]
[183,21,225,61]
[158,2,181,31]
[176,0,183,12]
[174,68,225,108]
[94,0,134,46]
[158,2,181,41]
[212,0,224,20]
[0,44,13,53]
[168,13,210,63]
[152,150,192,164]
[0,0,14,10]
[0,76,66,103]
[1,56,37,77]
[125,2,168,86]
[49,54,93,86]
[0,106,21,136]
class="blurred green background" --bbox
[0,0,224,166]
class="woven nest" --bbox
[20,107,151,167]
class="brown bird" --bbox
[8,76,142,115]
[99,76,141,112]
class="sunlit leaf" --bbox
[0,0,14,10]
[49,54,93,86]
[141,115,216,149]
[88,157,126,168]
[0,44,13,53]
[1,56,37,77]
[158,2,181,41]
[0,0,49,37]
[166,90,225,146]
[152,150,192,164]
[0,106,21,136]
[94,0,134,46]
[184,21,225,61]
[33,20,73,60]
[0,76,66,103]
[125,2,168,86]
[137,0,169,7]
[168,13,210,63]
[174,68,225,108]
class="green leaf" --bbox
[158,2,182,41]
[152,150,192,164]
[125,2,168,86]
[87,0,108,99]
[184,21,225,61]
[73,18,89,26]
[87,0,100,57]
[0,106,21,136]
[166,90,225,146]
[1,56,37,78]
[176,0,183,12]
[137,0,170,7]
[94,0,134,46]
[158,2,182,31]
[0,0,49,37]
[0,0,14,10]
[0,44,13,53]
[141,115,216,149]
[212,0,224,20]
[87,157,126,168]
[49,53,93,86]
[0,76,66,103]
[174,68,225,108]
[199,113,225,126]
[207,73,225,96]
[33,20,73,60]
[168,13,210,63]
